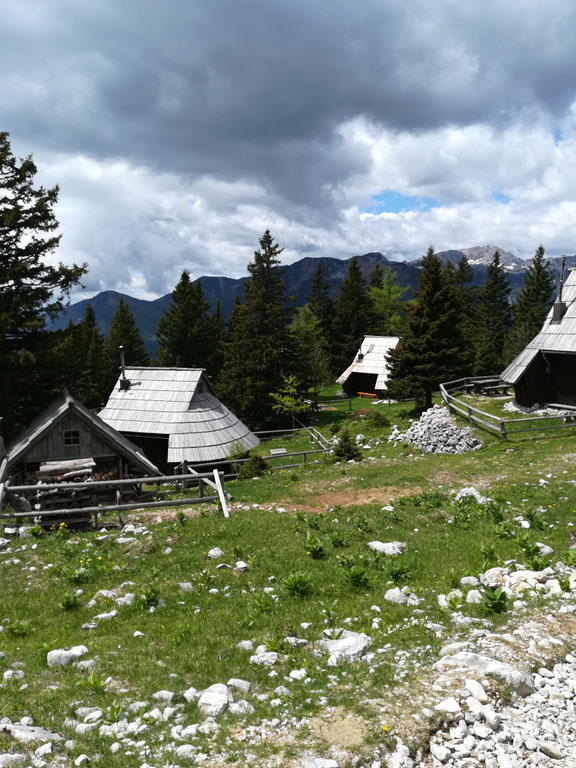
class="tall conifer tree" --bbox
[103,298,149,392]
[0,132,85,438]
[474,252,513,374]
[217,230,291,428]
[386,247,467,408]
[369,262,384,289]
[331,258,369,374]
[156,271,213,370]
[506,245,556,361]
[74,306,107,408]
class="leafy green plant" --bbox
[524,509,545,531]
[304,533,325,560]
[517,533,541,560]
[104,701,125,724]
[558,576,572,593]
[484,501,504,523]
[263,635,284,652]
[355,515,372,534]
[237,454,271,480]
[481,543,498,571]
[344,566,371,590]
[7,620,32,638]
[387,561,410,583]
[481,587,509,614]
[254,594,275,613]
[336,553,356,569]
[141,584,160,608]
[411,490,447,510]
[283,571,313,598]
[176,510,187,526]
[76,671,107,695]
[329,532,347,548]
[563,550,576,566]
[29,523,44,538]
[59,592,80,612]
[305,515,321,530]
[232,544,244,559]
[495,520,516,539]
[528,554,547,571]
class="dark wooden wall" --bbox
[341,372,379,396]
[514,351,576,407]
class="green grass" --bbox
[1,390,576,765]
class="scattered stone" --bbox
[316,629,371,666]
[207,547,224,559]
[368,541,405,555]
[47,646,88,667]
[434,697,461,716]
[197,683,232,717]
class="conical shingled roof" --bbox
[98,367,260,463]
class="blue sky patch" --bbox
[363,189,439,214]
[553,128,563,145]
[492,191,511,204]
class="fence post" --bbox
[467,406,473,426]
[198,478,204,498]
[500,420,508,441]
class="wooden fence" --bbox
[440,377,576,440]
[0,470,228,526]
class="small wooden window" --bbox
[63,429,80,447]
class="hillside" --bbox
[1,394,576,766]
[49,248,574,353]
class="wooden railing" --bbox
[440,377,576,440]
[0,471,226,524]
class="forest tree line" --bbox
[0,131,559,440]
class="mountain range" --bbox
[50,245,574,353]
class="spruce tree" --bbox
[290,304,331,401]
[74,306,107,408]
[506,245,556,360]
[474,252,513,375]
[308,262,333,358]
[156,271,213,370]
[103,298,149,392]
[217,230,292,428]
[367,266,407,335]
[452,256,478,373]
[386,247,467,408]
[369,262,384,289]
[0,132,85,438]
[331,258,370,374]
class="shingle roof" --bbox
[98,367,260,463]
[337,335,400,391]
[501,269,576,384]
[1,391,158,481]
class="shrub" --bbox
[228,441,248,460]
[387,561,410,583]
[366,410,390,429]
[332,428,362,463]
[495,520,516,539]
[344,566,371,590]
[7,620,32,638]
[76,671,107,695]
[237,454,270,480]
[283,571,313,598]
[355,515,371,534]
[351,409,371,422]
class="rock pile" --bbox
[389,405,483,454]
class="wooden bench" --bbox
[357,392,377,399]
[480,384,510,397]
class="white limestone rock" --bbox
[47,646,88,667]
[197,683,233,717]
[316,629,371,666]
[368,541,405,555]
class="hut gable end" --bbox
[501,267,576,407]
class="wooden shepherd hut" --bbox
[337,335,400,397]
[98,367,260,471]
[0,390,158,496]
[501,264,576,407]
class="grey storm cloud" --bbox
[4,0,576,296]
[4,0,576,202]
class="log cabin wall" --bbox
[20,413,117,464]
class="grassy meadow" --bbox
[1,390,576,765]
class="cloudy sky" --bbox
[3,0,576,298]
